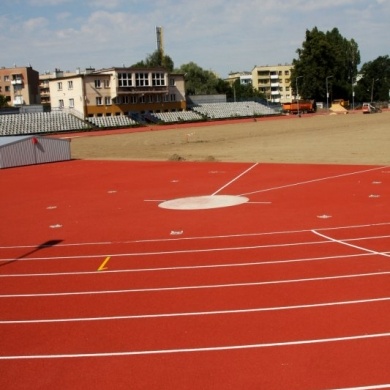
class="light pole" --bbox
[296,76,303,116]
[326,75,333,111]
[351,76,356,111]
[371,78,379,103]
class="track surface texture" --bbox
[1,112,390,389]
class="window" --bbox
[152,73,165,86]
[57,82,62,90]
[118,73,132,87]
[4,75,9,81]
[105,96,111,105]
[130,96,137,103]
[5,86,10,92]
[104,79,110,88]
[94,79,101,89]
[96,97,102,105]
[69,98,74,108]
[135,73,149,86]
[68,80,73,89]
[170,94,176,102]
[59,99,64,108]
[169,78,175,86]
[139,95,145,103]
[285,70,290,76]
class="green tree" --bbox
[0,94,9,108]
[355,55,390,102]
[176,62,223,95]
[132,49,174,72]
[291,27,360,102]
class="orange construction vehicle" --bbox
[282,100,317,114]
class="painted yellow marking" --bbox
[98,256,111,271]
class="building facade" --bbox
[39,69,77,108]
[49,67,186,118]
[0,66,40,106]
[226,72,253,86]
[252,64,293,103]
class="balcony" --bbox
[13,97,24,106]
[270,74,279,80]
[11,79,23,85]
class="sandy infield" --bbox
[70,111,389,165]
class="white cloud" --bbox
[28,0,72,5]
[87,0,123,10]
[23,17,49,32]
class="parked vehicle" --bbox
[282,100,317,114]
[362,102,382,114]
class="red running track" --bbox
[1,160,390,389]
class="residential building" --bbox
[49,67,186,118]
[226,72,253,86]
[252,64,293,103]
[39,69,77,107]
[0,66,40,106]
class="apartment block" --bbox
[0,66,40,106]
[252,64,293,103]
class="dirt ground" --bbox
[70,110,390,165]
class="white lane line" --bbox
[212,162,259,195]
[326,385,390,390]
[312,230,390,258]
[0,239,331,262]
[1,221,390,249]
[1,234,389,265]
[0,252,374,278]
[1,270,390,298]
[239,165,389,196]
[1,332,390,360]
[1,296,389,324]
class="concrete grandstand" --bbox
[0,101,278,136]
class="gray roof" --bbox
[0,136,33,147]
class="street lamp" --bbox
[326,75,333,111]
[351,76,356,111]
[296,76,303,116]
[371,78,379,103]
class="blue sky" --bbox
[1,0,389,77]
